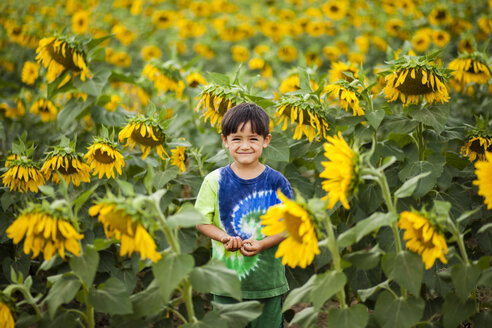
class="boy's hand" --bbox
[240,239,262,256]
[221,235,242,252]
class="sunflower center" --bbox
[329,5,339,13]
[131,126,164,146]
[469,139,490,154]
[159,16,169,22]
[435,10,448,20]
[105,211,137,236]
[284,212,303,243]
[94,148,116,164]
[38,105,50,113]
[57,159,79,175]
[46,41,82,71]
[189,79,200,88]
[466,62,481,74]
[396,69,436,95]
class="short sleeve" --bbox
[279,175,293,200]
[194,172,218,225]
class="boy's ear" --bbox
[221,134,229,148]
[263,134,272,148]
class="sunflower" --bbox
[2,156,45,193]
[305,51,322,67]
[106,49,132,68]
[428,7,452,26]
[118,116,169,160]
[329,61,359,83]
[194,83,242,129]
[89,202,162,262]
[458,38,475,54]
[111,24,136,45]
[324,82,364,116]
[383,55,450,105]
[277,45,298,62]
[412,29,432,53]
[72,10,90,34]
[448,53,491,90]
[84,137,125,179]
[141,45,162,61]
[21,61,39,85]
[432,30,450,47]
[0,299,15,328]
[143,61,185,98]
[193,43,215,59]
[29,99,58,122]
[461,134,492,161]
[261,190,319,269]
[474,151,492,209]
[186,72,207,88]
[279,74,319,94]
[36,37,91,82]
[1,99,25,119]
[104,95,120,112]
[231,45,249,63]
[322,0,348,21]
[322,46,340,62]
[385,18,406,38]
[170,146,186,174]
[274,96,329,142]
[6,206,84,261]
[41,139,91,186]
[398,211,448,269]
[151,10,175,29]
[320,132,357,209]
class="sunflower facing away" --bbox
[36,36,91,82]
[6,205,84,261]
[448,52,491,92]
[461,134,492,161]
[383,55,449,105]
[40,138,91,186]
[0,298,15,328]
[324,81,364,116]
[143,61,185,98]
[2,156,45,193]
[320,132,357,209]
[261,190,319,269]
[398,211,448,269]
[30,98,58,122]
[275,97,330,142]
[194,83,242,129]
[84,137,125,179]
[170,146,186,174]
[118,116,169,160]
[89,202,162,262]
[473,151,492,209]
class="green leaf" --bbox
[338,212,397,248]
[451,263,481,302]
[167,203,205,228]
[394,171,431,199]
[290,307,318,328]
[109,71,136,84]
[116,179,135,196]
[74,69,111,97]
[88,277,133,315]
[38,185,56,199]
[298,68,312,91]
[442,293,475,328]
[311,271,347,310]
[344,248,381,270]
[212,301,263,327]
[46,275,82,318]
[382,251,423,295]
[152,253,195,303]
[374,291,425,328]
[263,132,290,162]
[357,280,390,302]
[73,184,98,215]
[206,72,230,85]
[366,109,385,130]
[326,304,369,328]
[477,223,492,234]
[478,267,492,287]
[181,312,227,328]
[283,275,316,311]
[57,98,91,130]
[407,105,449,134]
[398,161,443,198]
[189,259,241,301]
[69,246,99,286]
[130,280,165,317]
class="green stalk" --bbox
[83,287,95,328]
[414,122,425,161]
[153,200,181,254]
[181,280,198,323]
[324,215,347,309]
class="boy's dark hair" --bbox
[221,102,270,137]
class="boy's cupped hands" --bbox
[220,236,262,256]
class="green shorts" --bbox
[213,294,284,328]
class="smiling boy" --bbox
[195,102,293,327]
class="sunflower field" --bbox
[1,0,492,327]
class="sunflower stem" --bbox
[415,122,425,161]
[82,286,95,328]
[181,280,198,323]
[152,199,181,254]
[324,215,347,309]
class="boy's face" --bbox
[221,121,271,168]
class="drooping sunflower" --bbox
[0,298,15,328]
[84,136,125,179]
[6,203,84,261]
[383,54,450,105]
[329,61,359,83]
[89,201,162,262]
[324,81,364,116]
[1,99,25,119]
[29,98,58,122]
[474,151,492,209]
[398,210,448,269]
[194,83,243,129]
[2,155,45,193]
[21,61,39,85]
[118,115,169,160]
[261,190,319,269]
[170,146,186,174]
[461,133,492,161]
[448,52,491,92]
[320,132,357,209]
[40,138,91,186]
[274,96,330,142]
[36,36,91,82]
[143,60,185,98]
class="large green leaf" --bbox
[451,263,481,302]
[130,280,165,317]
[189,259,241,300]
[394,171,431,199]
[88,277,133,315]
[212,301,263,327]
[326,304,369,328]
[263,132,290,162]
[46,275,82,318]
[69,246,99,286]
[358,280,391,302]
[338,212,397,248]
[374,291,424,328]
[344,248,381,270]
[407,105,449,134]
[154,166,179,189]
[442,293,475,328]
[152,253,195,303]
[398,161,443,198]
[57,98,91,130]
[73,69,111,96]
[283,275,316,311]
[290,307,318,328]
[167,204,205,228]
[382,251,424,295]
[366,109,385,130]
[311,270,347,310]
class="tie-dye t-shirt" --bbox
[195,165,293,299]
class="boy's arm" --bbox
[240,232,286,257]
[196,224,242,251]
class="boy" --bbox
[195,102,293,328]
